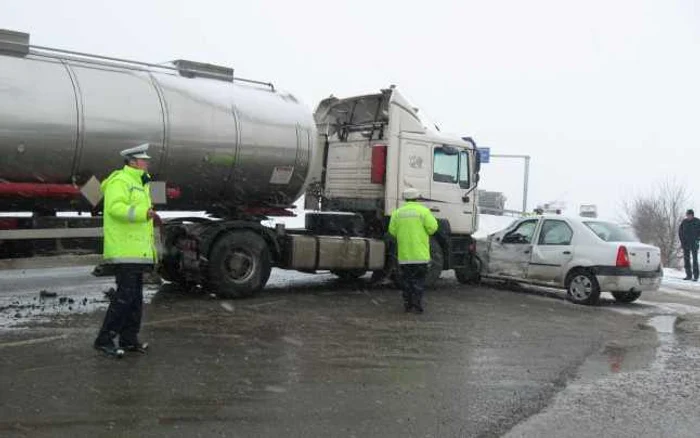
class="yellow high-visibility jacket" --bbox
[388,201,438,264]
[101,165,155,265]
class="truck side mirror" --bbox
[461,136,481,173]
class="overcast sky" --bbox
[4,0,699,219]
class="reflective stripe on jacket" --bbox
[101,165,155,265]
[388,201,439,264]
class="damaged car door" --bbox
[486,218,539,278]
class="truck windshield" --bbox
[583,221,639,242]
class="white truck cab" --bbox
[307,86,481,285]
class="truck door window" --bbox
[433,148,458,184]
[459,150,470,189]
[538,220,573,245]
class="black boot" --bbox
[94,342,125,358]
[120,341,149,354]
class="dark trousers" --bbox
[683,243,699,279]
[95,264,146,347]
[400,264,428,310]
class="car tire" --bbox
[207,230,271,299]
[565,269,601,305]
[612,290,642,303]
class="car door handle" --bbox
[430,207,440,212]
[563,251,571,255]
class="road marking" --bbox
[0,334,68,349]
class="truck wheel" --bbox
[565,269,601,305]
[612,290,642,303]
[455,255,482,284]
[208,231,271,299]
[425,238,444,288]
[331,270,367,281]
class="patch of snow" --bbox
[661,268,700,298]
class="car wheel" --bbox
[566,269,601,305]
[612,290,642,303]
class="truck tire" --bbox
[208,230,271,299]
[612,290,642,303]
[331,270,367,281]
[455,255,482,284]
[565,269,601,305]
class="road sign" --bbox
[478,147,490,164]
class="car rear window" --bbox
[583,221,639,242]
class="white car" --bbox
[476,215,663,305]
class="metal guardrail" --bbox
[479,207,524,217]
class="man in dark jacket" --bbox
[679,209,700,281]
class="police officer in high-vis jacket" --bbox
[388,188,439,314]
[94,143,160,356]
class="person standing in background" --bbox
[679,209,700,281]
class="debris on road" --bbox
[220,302,234,312]
[39,290,57,298]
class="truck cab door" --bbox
[393,136,432,212]
[487,219,539,278]
[427,145,474,234]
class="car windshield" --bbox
[583,221,639,242]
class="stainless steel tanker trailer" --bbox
[0,29,483,297]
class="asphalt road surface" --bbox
[1,267,699,438]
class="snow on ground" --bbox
[661,268,700,299]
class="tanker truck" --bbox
[0,29,482,297]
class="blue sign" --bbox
[478,147,490,164]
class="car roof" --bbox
[527,215,611,223]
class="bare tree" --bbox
[623,179,688,268]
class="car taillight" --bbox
[371,144,387,184]
[616,246,630,268]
